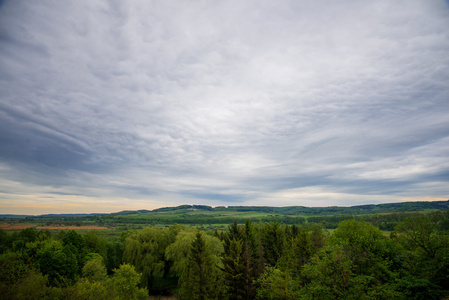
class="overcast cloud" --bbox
[1,0,449,214]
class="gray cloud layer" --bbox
[1,0,448,214]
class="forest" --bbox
[1,209,449,299]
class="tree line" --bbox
[1,211,449,299]
[15,200,449,228]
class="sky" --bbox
[1,0,449,215]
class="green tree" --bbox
[241,241,256,299]
[300,245,353,299]
[165,229,197,277]
[62,230,85,250]
[308,223,327,250]
[392,275,442,300]
[395,216,449,291]
[0,251,30,289]
[106,236,125,274]
[70,278,109,300]
[83,231,107,262]
[165,228,223,279]
[244,219,258,257]
[112,264,148,300]
[123,227,167,290]
[0,251,58,299]
[396,216,447,259]
[222,238,245,298]
[0,229,12,254]
[299,245,397,299]
[10,269,53,300]
[82,256,107,282]
[224,220,243,250]
[166,230,223,299]
[281,227,316,276]
[331,219,392,280]
[177,231,223,300]
[241,220,262,298]
[16,228,38,248]
[255,266,293,300]
[35,240,79,285]
[262,220,285,267]
[62,230,86,273]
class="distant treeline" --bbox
[103,200,449,230]
[121,200,449,215]
[106,211,446,231]
[103,210,449,234]
[6,200,449,231]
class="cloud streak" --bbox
[1,0,448,214]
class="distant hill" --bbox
[105,200,449,230]
[113,200,449,216]
[1,200,448,219]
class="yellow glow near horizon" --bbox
[1,188,447,215]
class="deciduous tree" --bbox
[123,227,167,290]
[112,264,148,300]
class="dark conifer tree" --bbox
[262,220,285,266]
[222,238,245,299]
[241,241,256,299]
[255,235,266,278]
[224,219,244,253]
[244,219,258,259]
[180,231,218,300]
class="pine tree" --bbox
[241,241,256,299]
[255,236,266,278]
[284,228,315,276]
[262,220,285,266]
[224,219,243,254]
[180,231,218,300]
[222,238,245,299]
[244,220,258,259]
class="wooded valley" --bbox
[1,203,449,299]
